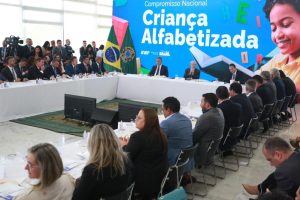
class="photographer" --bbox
[0,40,8,71]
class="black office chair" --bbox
[217,124,244,172]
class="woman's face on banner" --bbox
[270,3,300,57]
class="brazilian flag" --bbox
[120,26,137,74]
[103,26,121,72]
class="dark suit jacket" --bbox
[230,94,256,138]
[20,45,34,59]
[79,47,88,61]
[91,62,106,74]
[76,63,92,74]
[149,65,169,77]
[65,64,77,77]
[217,100,242,150]
[28,65,45,80]
[193,108,224,165]
[123,130,168,197]
[0,47,8,64]
[72,162,133,200]
[43,66,62,79]
[256,84,276,105]
[259,152,300,198]
[228,70,246,84]
[282,77,296,106]
[184,68,200,79]
[52,47,68,61]
[1,66,22,82]
[273,77,286,100]
[248,92,263,113]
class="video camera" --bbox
[5,35,23,47]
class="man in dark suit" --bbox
[92,56,106,75]
[243,137,300,198]
[92,41,98,59]
[79,40,88,62]
[20,38,34,59]
[65,56,78,77]
[76,56,92,74]
[184,60,200,80]
[229,82,256,138]
[253,75,276,105]
[279,70,296,111]
[148,57,168,77]
[43,59,62,79]
[245,79,263,113]
[261,71,278,100]
[216,86,242,152]
[193,93,224,166]
[16,58,29,79]
[64,39,75,61]
[228,63,244,84]
[52,40,67,61]
[1,56,22,82]
[270,68,286,101]
[28,57,46,80]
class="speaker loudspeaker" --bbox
[90,108,118,129]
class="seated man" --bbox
[193,93,224,166]
[183,60,200,80]
[1,56,22,82]
[253,75,276,106]
[148,57,168,77]
[28,57,46,80]
[261,71,277,101]
[243,137,300,198]
[270,68,286,101]
[245,79,263,113]
[216,86,242,153]
[228,63,243,83]
[92,56,106,75]
[76,55,92,74]
[44,59,62,80]
[160,96,193,166]
[229,82,256,138]
[65,56,78,77]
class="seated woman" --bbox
[14,143,75,200]
[72,124,133,200]
[120,108,168,200]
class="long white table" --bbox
[117,74,230,105]
[0,74,230,122]
[0,76,118,122]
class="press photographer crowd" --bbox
[0,36,105,82]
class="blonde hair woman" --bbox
[72,124,132,200]
[14,143,75,200]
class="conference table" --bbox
[0,74,230,122]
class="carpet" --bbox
[11,99,160,137]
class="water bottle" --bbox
[83,130,88,142]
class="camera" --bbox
[5,35,23,46]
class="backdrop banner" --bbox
[112,0,277,80]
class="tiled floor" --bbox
[0,106,299,199]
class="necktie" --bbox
[232,73,236,80]
[155,65,161,76]
[11,68,17,80]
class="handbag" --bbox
[158,186,187,200]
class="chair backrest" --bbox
[223,124,244,145]
[205,138,221,166]
[243,116,259,139]
[159,159,189,196]
[102,182,135,200]
[259,103,274,121]
[276,98,285,113]
[270,101,278,116]
[281,95,292,112]
[175,143,199,166]
[289,93,300,108]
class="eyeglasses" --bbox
[26,161,39,169]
